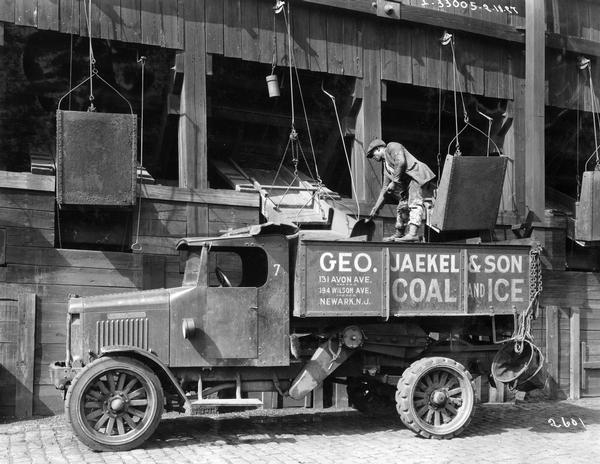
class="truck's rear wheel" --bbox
[66,356,164,451]
[396,357,474,439]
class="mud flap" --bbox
[288,339,352,400]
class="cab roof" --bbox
[176,222,360,249]
[176,222,299,249]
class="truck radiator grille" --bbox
[96,318,149,352]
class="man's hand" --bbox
[386,182,396,195]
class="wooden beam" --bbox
[211,106,331,128]
[179,0,208,190]
[569,307,581,400]
[0,228,5,265]
[141,184,259,208]
[0,171,55,192]
[15,293,35,418]
[525,0,545,221]
[351,19,382,205]
[545,305,560,399]
[299,0,600,60]
[298,0,523,43]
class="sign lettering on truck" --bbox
[299,242,530,316]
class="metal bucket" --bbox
[491,339,546,392]
[266,74,280,98]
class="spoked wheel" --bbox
[66,356,164,451]
[396,357,474,439]
[347,377,395,416]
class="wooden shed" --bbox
[1,0,600,416]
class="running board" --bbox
[191,398,263,407]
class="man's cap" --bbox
[366,138,385,156]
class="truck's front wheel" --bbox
[66,356,164,451]
[396,357,474,439]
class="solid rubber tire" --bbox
[396,357,475,439]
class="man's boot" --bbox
[383,229,404,242]
[395,223,419,242]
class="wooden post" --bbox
[545,305,560,399]
[179,0,208,190]
[488,382,505,403]
[351,19,382,205]
[503,73,526,219]
[0,228,5,265]
[179,0,209,236]
[334,383,348,408]
[473,376,482,403]
[524,0,545,220]
[312,385,325,409]
[15,293,35,418]
[569,307,581,400]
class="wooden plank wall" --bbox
[0,188,54,249]
[0,249,143,415]
[0,0,598,110]
[0,0,184,49]
[137,198,258,289]
[541,270,600,398]
[0,292,36,418]
[209,0,514,100]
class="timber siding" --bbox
[2,1,600,109]
[0,173,258,414]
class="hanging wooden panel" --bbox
[429,155,508,231]
[574,171,600,242]
[56,110,137,207]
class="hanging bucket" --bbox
[266,74,280,98]
[491,339,547,392]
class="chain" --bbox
[509,244,543,354]
[290,128,299,177]
[529,244,543,301]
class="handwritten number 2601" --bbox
[548,417,586,428]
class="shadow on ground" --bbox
[143,399,600,449]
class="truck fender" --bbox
[100,346,190,412]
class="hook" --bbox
[321,81,335,101]
[274,0,285,14]
[440,30,453,46]
[578,55,591,71]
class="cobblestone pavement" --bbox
[2,398,600,464]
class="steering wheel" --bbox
[215,266,232,288]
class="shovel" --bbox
[349,216,376,240]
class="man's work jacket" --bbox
[383,142,436,187]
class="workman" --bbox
[366,139,436,242]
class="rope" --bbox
[322,85,361,220]
[583,62,600,172]
[131,56,146,253]
[437,43,443,181]
[271,7,277,76]
[268,1,329,221]
[83,0,97,111]
[450,38,460,155]
[68,14,74,110]
[589,66,600,168]
[445,36,502,158]
[283,4,295,129]
[577,74,581,201]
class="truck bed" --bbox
[293,240,533,318]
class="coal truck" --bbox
[50,220,544,451]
